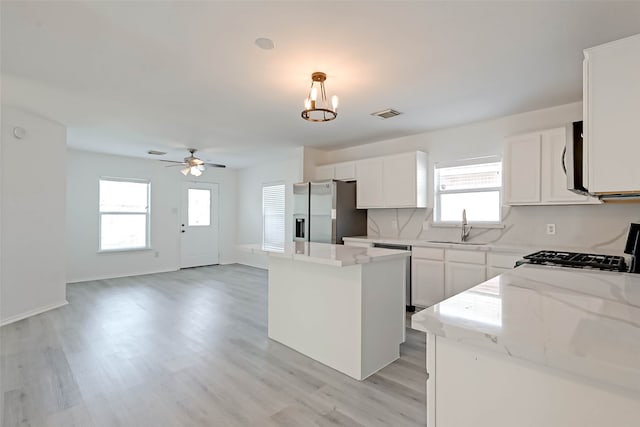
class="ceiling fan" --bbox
[161,148,226,176]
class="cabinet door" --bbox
[487,266,512,279]
[356,157,384,208]
[334,161,356,181]
[504,133,542,204]
[586,35,640,194]
[315,165,334,181]
[541,128,591,203]
[445,262,486,298]
[383,153,417,207]
[412,258,445,308]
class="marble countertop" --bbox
[240,242,410,267]
[343,235,626,256]
[411,264,640,393]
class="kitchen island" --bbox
[412,264,640,427]
[245,241,410,380]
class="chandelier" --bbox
[301,72,339,122]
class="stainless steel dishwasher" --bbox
[372,243,414,312]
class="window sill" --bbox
[430,223,505,229]
[97,247,152,254]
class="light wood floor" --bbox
[1,264,427,427]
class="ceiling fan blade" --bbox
[204,163,226,168]
[160,159,188,166]
[164,163,187,168]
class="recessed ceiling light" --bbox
[371,108,402,119]
[147,150,167,155]
[255,37,274,50]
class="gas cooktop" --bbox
[520,250,628,272]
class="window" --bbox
[187,189,211,226]
[262,183,286,251]
[434,158,502,224]
[99,178,150,251]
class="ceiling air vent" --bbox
[371,108,402,119]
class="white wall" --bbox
[316,102,640,252]
[66,149,237,282]
[236,150,301,268]
[1,106,67,325]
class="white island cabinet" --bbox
[412,265,640,427]
[244,242,410,381]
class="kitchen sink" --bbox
[426,240,488,246]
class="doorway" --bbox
[180,182,220,268]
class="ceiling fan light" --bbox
[191,167,203,177]
[181,167,190,176]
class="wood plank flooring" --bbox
[1,264,426,426]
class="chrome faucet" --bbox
[461,209,471,242]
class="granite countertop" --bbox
[411,264,640,393]
[240,242,410,267]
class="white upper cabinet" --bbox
[584,34,640,195]
[504,128,600,205]
[314,161,356,181]
[504,132,542,204]
[356,157,385,207]
[314,165,334,181]
[356,151,427,209]
[333,162,356,181]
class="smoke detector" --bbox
[371,108,402,119]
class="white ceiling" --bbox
[2,1,640,168]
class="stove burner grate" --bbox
[522,250,628,272]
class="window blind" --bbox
[262,184,286,250]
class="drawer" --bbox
[487,252,526,269]
[412,246,445,261]
[446,249,486,265]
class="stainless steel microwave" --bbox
[565,121,590,196]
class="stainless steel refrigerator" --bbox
[293,180,367,244]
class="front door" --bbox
[180,182,219,268]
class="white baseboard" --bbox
[67,267,179,284]
[1,300,69,327]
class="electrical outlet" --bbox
[546,224,556,235]
[154,251,160,258]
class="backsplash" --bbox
[367,204,640,252]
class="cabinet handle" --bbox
[561,146,567,176]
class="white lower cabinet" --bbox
[412,258,445,307]
[444,249,486,298]
[486,251,527,279]
[445,262,486,298]
[487,266,512,279]
[411,247,445,308]
[413,247,487,306]
[411,246,529,308]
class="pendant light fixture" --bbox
[301,72,339,122]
